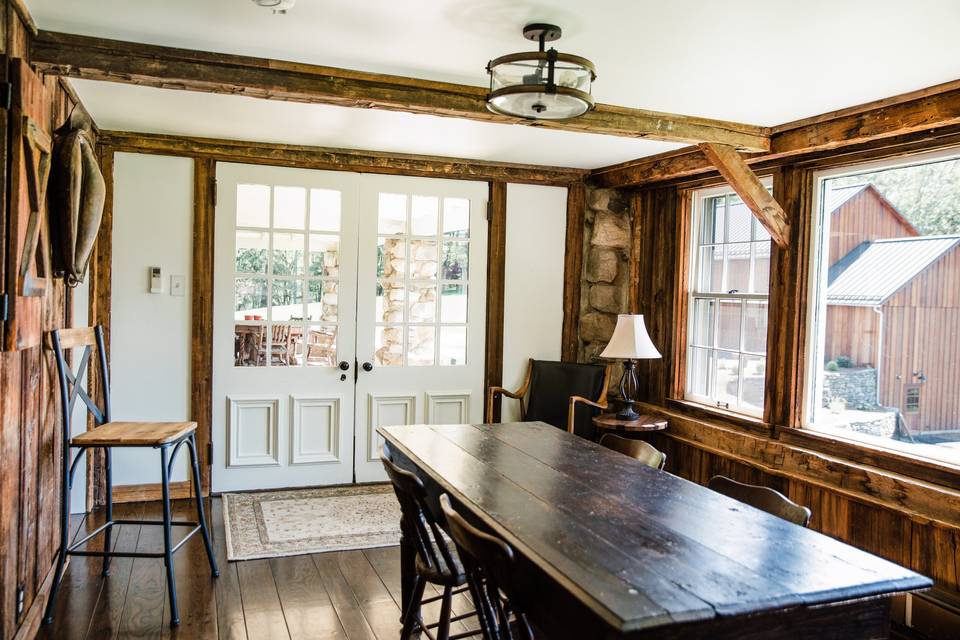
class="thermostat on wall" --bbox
[150,266,163,293]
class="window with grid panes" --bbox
[686,187,772,416]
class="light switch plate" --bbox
[170,275,186,296]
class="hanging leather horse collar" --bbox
[50,109,106,287]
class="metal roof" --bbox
[826,236,960,306]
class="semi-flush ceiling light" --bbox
[486,23,597,120]
[251,0,296,14]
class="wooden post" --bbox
[561,183,585,362]
[484,182,507,423]
[191,158,215,495]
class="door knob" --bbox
[362,361,374,372]
[338,360,350,371]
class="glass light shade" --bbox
[487,51,596,120]
[599,314,662,360]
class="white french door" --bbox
[354,175,488,482]
[211,165,486,491]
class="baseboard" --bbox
[111,480,193,503]
[12,556,64,640]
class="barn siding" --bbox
[828,187,917,264]
[0,5,96,637]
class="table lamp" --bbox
[599,314,661,420]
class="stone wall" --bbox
[578,186,632,367]
[822,367,878,410]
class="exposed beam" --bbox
[99,130,588,186]
[699,143,789,248]
[592,80,960,187]
[32,30,770,152]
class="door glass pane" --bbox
[377,281,405,323]
[715,351,740,407]
[439,326,467,366]
[440,284,467,323]
[741,355,766,412]
[234,323,265,367]
[309,235,340,277]
[691,298,715,347]
[274,186,306,229]
[304,325,337,367]
[310,189,341,231]
[235,277,267,318]
[698,246,723,292]
[407,326,436,366]
[688,347,713,397]
[411,195,439,236]
[378,238,406,279]
[443,198,470,237]
[236,230,268,274]
[307,280,337,322]
[727,197,752,242]
[272,232,304,276]
[409,240,438,280]
[375,325,403,366]
[743,301,768,354]
[441,242,468,280]
[378,193,407,234]
[725,242,751,293]
[752,241,770,294]
[700,196,724,244]
[409,284,437,323]
[236,184,270,227]
[271,279,303,321]
[267,323,296,366]
[717,300,741,351]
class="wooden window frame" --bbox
[684,183,772,418]
[800,147,960,470]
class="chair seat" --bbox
[71,421,196,447]
[416,535,466,587]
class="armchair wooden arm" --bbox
[566,364,613,433]
[485,359,533,423]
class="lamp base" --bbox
[616,403,640,421]
[616,360,640,421]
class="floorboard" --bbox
[29,497,430,640]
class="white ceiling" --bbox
[27,0,960,168]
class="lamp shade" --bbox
[599,314,661,360]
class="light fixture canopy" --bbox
[486,23,597,120]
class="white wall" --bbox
[501,184,568,421]
[110,153,193,484]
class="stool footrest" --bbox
[67,519,202,557]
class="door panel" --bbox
[354,175,488,482]
[212,164,359,491]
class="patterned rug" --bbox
[222,484,401,561]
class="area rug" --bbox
[222,484,401,561]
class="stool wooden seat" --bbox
[42,326,218,628]
[71,421,197,447]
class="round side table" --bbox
[592,413,668,441]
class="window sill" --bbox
[665,398,771,437]
[775,426,960,491]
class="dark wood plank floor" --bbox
[37,497,428,640]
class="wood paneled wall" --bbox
[588,140,960,626]
[0,3,97,637]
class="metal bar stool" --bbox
[42,325,219,627]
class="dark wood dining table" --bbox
[379,421,931,640]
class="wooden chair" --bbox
[599,434,666,470]
[43,326,218,628]
[381,453,476,640]
[708,475,812,527]
[440,494,535,640]
[257,324,294,366]
[486,359,612,440]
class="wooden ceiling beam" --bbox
[31,30,770,152]
[592,80,960,187]
[98,130,589,186]
[699,143,789,248]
